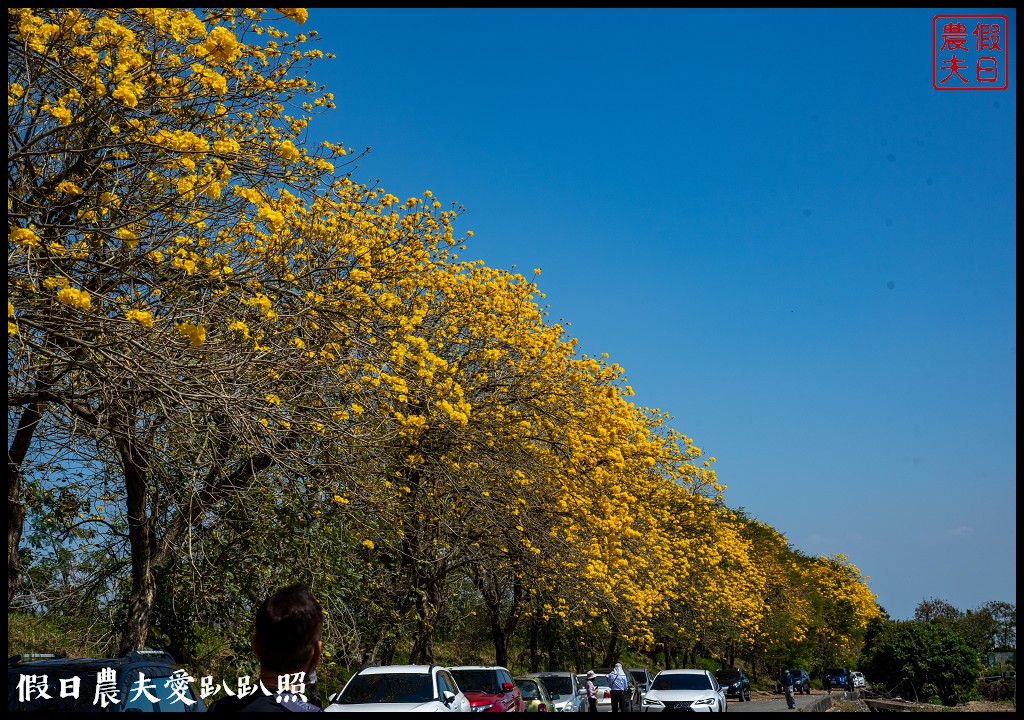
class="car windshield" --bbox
[652,673,712,691]
[630,670,648,684]
[827,669,846,677]
[539,675,572,696]
[518,680,542,700]
[338,672,434,704]
[716,670,740,684]
[450,670,499,694]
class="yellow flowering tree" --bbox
[6,7,452,652]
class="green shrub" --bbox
[859,620,982,706]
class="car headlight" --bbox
[473,703,495,712]
[692,697,716,706]
[642,696,663,708]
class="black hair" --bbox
[253,583,324,673]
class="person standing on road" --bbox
[608,663,630,712]
[845,671,855,694]
[781,669,796,710]
[586,671,599,712]
[824,672,831,694]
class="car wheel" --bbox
[745,687,751,702]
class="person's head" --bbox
[614,662,623,671]
[252,583,324,676]
[587,670,596,680]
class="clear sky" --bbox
[302,8,1016,621]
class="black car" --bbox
[8,650,206,712]
[775,668,811,694]
[714,668,752,702]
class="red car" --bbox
[449,666,526,712]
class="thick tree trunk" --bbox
[491,620,510,668]
[601,631,620,668]
[408,582,443,664]
[529,619,541,672]
[117,435,155,655]
[473,570,523,670]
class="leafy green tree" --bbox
[981,601,1016,651]
[860,620,982,706]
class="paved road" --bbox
[725,691,821,712]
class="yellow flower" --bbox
[55,181,83,195]
[176,322,206,347]
[201,26,241,64]
[10,227,42,248]
[57,287,92,311]
[265,393,281,405]
[111,83,138,108]
[278,140,300,161]
[361,539,375,550]
[278,8,309,24]
[125,309,154,328]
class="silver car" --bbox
[523,672,587,712]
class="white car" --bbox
[641,669,727,713]
[851,671,866,689]
[324,664,471,712]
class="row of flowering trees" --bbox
[8,7,881,675]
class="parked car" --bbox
[8,650,206,712]
[628,668,654,712]
[641,668,726,713]
[775,668,811,695]
[324,664,471,712]
[522,672,586,712]
[715,667,751,702]
[515,676,554,712]
[449,666,525,712]
[850,671,866,689]
[576,672,612,711]
[824,667,849,693]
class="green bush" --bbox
[859,620,982,706]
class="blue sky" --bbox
[302,8,1016,621]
